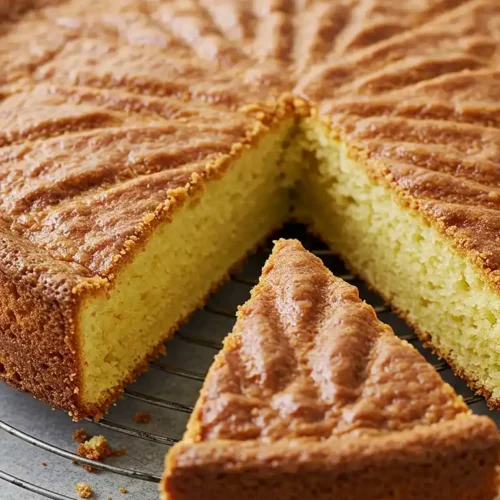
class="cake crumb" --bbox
[132,411,151,424]
[119,487,128,494]
[77,436,113,461]
[75,483,93,498]
[75,435,126,473]
[77,435,126,462]
[72,428,89,444]
[41,461,47,466]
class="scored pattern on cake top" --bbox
[189,240,469,443]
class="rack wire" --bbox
[0,223,495,499]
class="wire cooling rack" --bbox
[0,222,498,500]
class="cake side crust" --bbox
[0,272,81,415]
[163,414,499,500]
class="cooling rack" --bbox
[1,222,498,500]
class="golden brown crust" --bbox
[165,418,499,500]
[0,257,81,415]
[162,240,500,500]
[296,0,500,103]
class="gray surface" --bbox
[0,224,498,499]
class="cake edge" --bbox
[162,414,499,500]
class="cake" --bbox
[162,239,500,500]
[1,0,500,420]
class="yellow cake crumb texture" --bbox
[75,483,93,499]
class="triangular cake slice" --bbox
[162,240,499,500]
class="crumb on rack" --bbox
[132,411,151,424]
[72,428,89,444]
[77,436,113,461]
[75,483,93,498]
[119,487,128,494]
[77,435,126,462]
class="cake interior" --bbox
[76,112,500,413]
[78,120,302,410]
[297,118,500,402]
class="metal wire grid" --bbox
[0,223,495,500]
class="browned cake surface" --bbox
[163,240,499,500]
[2,0,500,417]
[188,242,469,440]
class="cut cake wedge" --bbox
[162,239,499,500]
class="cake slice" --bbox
[0,84,298,419]
[162,239,499,500]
